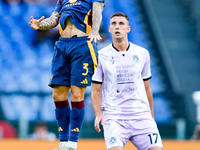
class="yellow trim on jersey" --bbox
[84,10,92,34]
[59,23,63,35]
[87,41,97,72]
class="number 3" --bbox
[148,133,158,144]
[82,63,89,75]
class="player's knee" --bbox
[71,86,86,101]
[52,90,67,101]
[71,91,82,100]
[52,92,59,101]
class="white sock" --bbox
[68,141,77,148]
[60,141,68,147]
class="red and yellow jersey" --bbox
[55,0,104,34]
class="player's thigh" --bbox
[109,146,123,150]
[148,146,162,150]
[53,85,70,101]
[103,120,128,150]
[49,41,71,88]
[130,130,162,150]
[70,40,97,87]
[71,85,86,102]
[129,118,163,150]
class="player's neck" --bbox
[113,40,129,52]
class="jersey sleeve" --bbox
[142,50,152,80]
[92,54,103,83]
[54,0,62,13]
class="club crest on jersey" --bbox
[109,137,117,144]
[133,55,140,62]
[69,0,77,3]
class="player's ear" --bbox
[108,26,111,33]
[127,26,131,33]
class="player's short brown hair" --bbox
[110,12,129,22]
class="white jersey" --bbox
[92,43,152,120]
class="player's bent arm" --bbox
[39,11,59,30]
[144,80,154,118]
[90,2,104,36]
[91,82,102,116]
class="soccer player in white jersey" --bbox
[91,12,163,150]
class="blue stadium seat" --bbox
[154,95,172,123]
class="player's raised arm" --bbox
[88,2,105,43]
[29,11,59,30]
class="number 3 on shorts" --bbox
[148,133,158,144]
[82,63,89,76]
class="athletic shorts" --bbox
[49,36,97,88]
[103,117,163,150]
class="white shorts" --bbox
[103,117,163,150]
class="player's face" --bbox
[109,16,130,41]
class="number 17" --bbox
[148,133,158,144]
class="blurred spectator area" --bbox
[0,120,18,138]
[0,0,173,138]
[181,0,200,41]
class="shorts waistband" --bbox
[59,36,88,42]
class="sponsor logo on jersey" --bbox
[71,127,80,132]
[133,55,140,62]
[101,107,105,111]
[122,87,135,94]
[81,78,88,84]
[109,137,117,144]
[66,0,81,8]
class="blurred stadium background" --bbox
[0,0,200,146]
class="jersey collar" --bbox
[112,43,130,52]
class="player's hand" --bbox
[29,16,45,30]
[94,114,104,133]
[88,31,102,43]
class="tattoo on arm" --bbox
[91,2,104,35]
[39,11,59,30]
